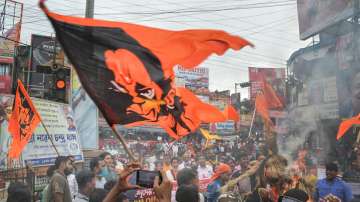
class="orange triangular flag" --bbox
[336,114,360,140]
[8,80,41,159]
[255,92,273,126]
[263,78,283,109]
[223,105,240,122]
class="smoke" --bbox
[278,107,317,164]
[278,52,339,165]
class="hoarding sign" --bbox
[0,22,20,64]
[31,34,65,70]
[248,67,286,102]
[209,92,234,133]
[71,68,99,149]
[297,0,356,40]
[0,95,84,168]
[175,65,209,95]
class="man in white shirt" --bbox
[172,143,179,157]
[179,151,193,170]
[166,157,180,182]
[197,155,213,180]
[67,156,78,200]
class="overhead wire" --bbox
[94,2,296,16]
[121,0,297,61]
[17,0,296,71]
[104,0,300,45]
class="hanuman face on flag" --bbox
[104,49,197,137]
[105,49,171,121]
[18,92,35,139]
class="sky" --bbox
[17,0,310,99]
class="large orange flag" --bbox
[8,80,41,159]
[223,105,240,122]
[336,114,360,140]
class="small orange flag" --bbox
[255,92,272,125]
[254,77,283,126]
[8,80,41,159]
[336,114,360,140]
[263,78,283,109]
[223,105,240,122]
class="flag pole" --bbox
[39,119,60,156]
[248,106,256,138]
[111,125,136,162]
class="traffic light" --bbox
[54,67,67,102]
[239,82,251,88]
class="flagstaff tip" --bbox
[38,0,47,11]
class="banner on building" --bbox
[248,67,286,103]
[297,0,356,40]
[0,95,83,168]
[71,68,98,149]
[175,65,209,95]
[0,22,21,64]
[31,34,65,70]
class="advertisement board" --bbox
[31,34,65,70]
[0,95,83,168]
[0,22,20,64]
[297,0,356,40]
[209,91,235,134]
[248,67,286,102]
[71,68,99,149]
[174,65,209,95]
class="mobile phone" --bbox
[136,170,162,188]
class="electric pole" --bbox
[85,0,94,18]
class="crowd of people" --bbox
[3,136,358,202]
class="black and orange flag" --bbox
[336,114,360,140]
[8,80,40,159]
[39,1,252,139]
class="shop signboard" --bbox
[0,95,83,168]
